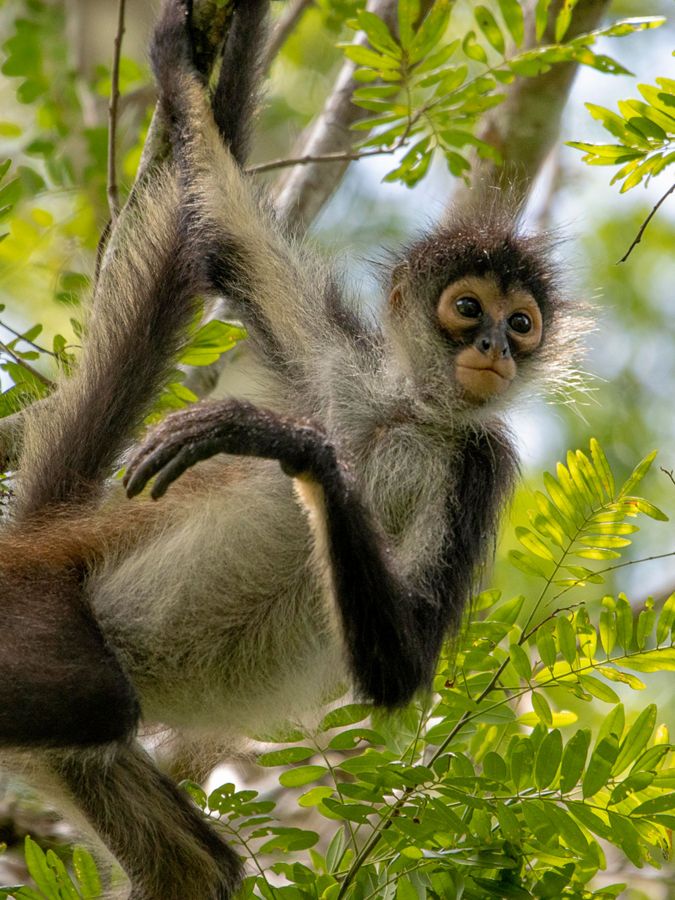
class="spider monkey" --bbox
[0,0,581,897]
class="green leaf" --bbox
[615,595,633,650]
[535,728,562,789]
[583,734,619,798]
[497,0,524,46]
[531,691,553,727]
[490,593,525,624]
[494,802,520,842]
[342,44,400,70]
[536,626,557,669]
[325,827,347,873]
[509,550,551,579]
[590,438,615,497]
[636,604,655,650]
[629,497,668,521]
[632,792,675,817]
[319,704,371,731]
[578,675,619,705]
[475,6,505,55]
[560,728,591,793]
[535,0,552,42]
[509,643,532,680]
[509,737,534,791]
[556,617,577,665]
[619,450,657,497]
[279,765,328,788]
[613,705,657,775]
[607,812,642,867]
[656,592,675,645]
[543,471,578,525]
[516,526,556,561]
[566,801,611,839]
[409,0,452,63]
[462,31,488,64]
[356,11,401,57]
[533,490,574,539]
[72,847,103,900]
[298,786,334,808]
[547,803,588,854]
[598,16,666,38]
[23,837,60,900]
[623,647,675,673]
[398,0,421,47]
[259,747,315,767]
[597,666,645,690]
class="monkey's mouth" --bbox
[456,364,513,401]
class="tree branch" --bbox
[452,0,611,211]
[619,181,675,263]
[272,0,403,234]
[261,0,313,72]
[107,0,126,222]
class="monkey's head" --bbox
[384,206,581,415]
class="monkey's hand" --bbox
[124,399,336,500]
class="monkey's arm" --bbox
[125,401,517,707]
[152,1,351,379]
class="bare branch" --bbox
[452,0,611,211]
[273,0,401,233]
[107,0,127,223]
[247,134,409,175]
[619,181,675,263]
[261,0,313,72]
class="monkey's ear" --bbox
[388,286,404,311]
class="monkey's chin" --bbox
[456,365,513,404]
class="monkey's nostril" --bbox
[480,338,491,352]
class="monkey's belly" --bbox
[87,463,347,736]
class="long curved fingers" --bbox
[124,399,331,500]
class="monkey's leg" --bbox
[55,742,242,900]
[0,567,138,746]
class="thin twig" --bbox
[261,0,313,72]
[247,138,406,175]
[661,466,675,489]
[0,320,57,358]
[107,0,127,222]
[0,342,54,388]
[619,181,675,264]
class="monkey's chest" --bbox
[356,428,452,545]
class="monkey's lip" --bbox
[456,364,512,383]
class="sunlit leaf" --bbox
[583,734,619,798]
[560,728,591,793]
[613,705,657,775]
[497,0,524,46]
[535,729,562,789]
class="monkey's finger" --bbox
[125,443,186,497]
[150,444,205,499]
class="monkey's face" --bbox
[437,275,543,404]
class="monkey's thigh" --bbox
[0,566,138,746]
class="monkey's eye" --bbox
[508,312,532,334]
[455,297,482,319]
